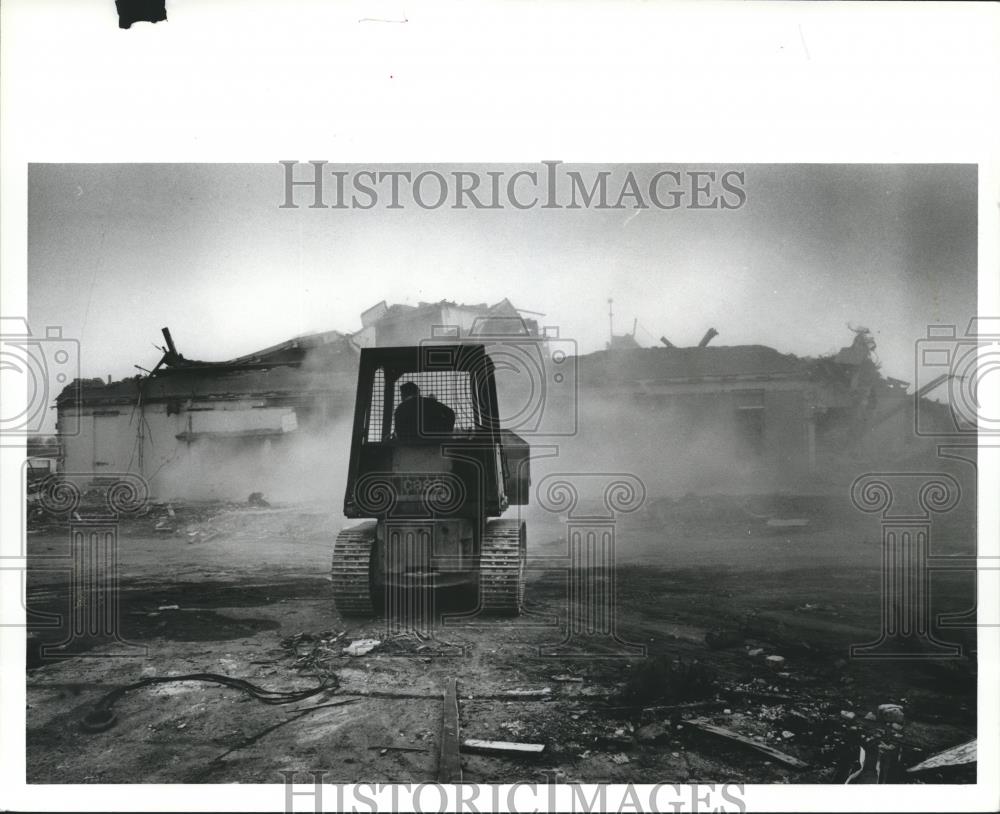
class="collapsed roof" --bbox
[579,345,807,386]
[55,328,359,408]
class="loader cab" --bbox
[333,343,531,616]
[343,344,528,519]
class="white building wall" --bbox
[59,400,299,500]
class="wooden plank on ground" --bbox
[462,739,546,756]
[438,678,462,782]
[688,719,808,769]
[907,739,976,773]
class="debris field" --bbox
[25,495,977,784]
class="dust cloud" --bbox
[151,387,781,506]
[548,394,780,498]
[146,348,957,512]
[154,417,352,505]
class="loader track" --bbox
[331,522,377,617]
[479,519,526,615]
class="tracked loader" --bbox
[331,344,530,616]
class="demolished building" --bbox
[352,298,541,347]
[55,329,359,501]
[53,299,543,501]
[576,328,926,483]
[53,300,943,501]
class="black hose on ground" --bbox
[80,672,335,734]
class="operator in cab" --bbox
[393,381,456,439]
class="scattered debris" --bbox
[705,629,744,650]
[844,745,867,784]
[607,700,725,715]
[844,740,902,784]
[688,719,809,769]
[907,739,976,773]
[278,630,345,680]
[495,687,553,699]
[609,753,630,765]
[500,721,525,736]
[367,744,429,754]
[766,518,809,528]
[462,739,546,757]
[185,528,221,544]
[26,635,43,669]
[349,689,437,700]
[875,742,900,782]
[864,712,877,722]
[550,675,584,683]
[439,679,462,782]
[287,699,358,714]
[80,672,333,735]
[635,722,669,744]
[840,710,856,720]
[878,703,904,724]
[208,700,346,766]
[344,639,380,657]
[747,648,764,658]
[462,687,556,702]
[619,656,716,706]
[796,603,836,613]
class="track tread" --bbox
[480,519,526,615]
[331,522,377,617]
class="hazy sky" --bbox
[28,163,976,386]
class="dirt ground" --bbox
[24,492,978,785]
